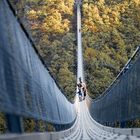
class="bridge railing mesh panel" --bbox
[87,48,140,123]
[0,0,76,125]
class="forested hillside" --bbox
[82,0,140,98]
[9,0,140,99]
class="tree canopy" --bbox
[9,0,140,99]
[82,0,140,98]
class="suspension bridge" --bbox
[0,0,140,139]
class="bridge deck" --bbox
[60,97,140,140]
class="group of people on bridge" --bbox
[77,77,87,101]
[75,0,82,5]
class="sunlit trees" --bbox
[82,0,140,97]
[9,0,140,100]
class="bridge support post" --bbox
[54,124,61,131]
[35,120,39,132]
[120,121,126,128]
[6,114,23,133]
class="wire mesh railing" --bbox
[87,46,140,126]
[0,0,76,133]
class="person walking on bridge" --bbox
[77,77,83,101]
[77,77,87,101]
[82,82,87,100]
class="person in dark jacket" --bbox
[77,78,83,101]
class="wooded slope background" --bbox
[9,0,140,99]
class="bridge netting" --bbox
[87,47,140,124]
[0,0,76,126]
